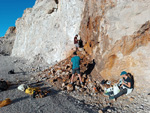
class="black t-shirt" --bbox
[123,77,133,89]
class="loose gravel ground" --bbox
[0,55,150,113]
[0,55,98,113]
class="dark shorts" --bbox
[72,68,80,74]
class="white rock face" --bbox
[97,0,150,91]
[100,0,150,49]
[130,43,150,90]
[12,0,84,64]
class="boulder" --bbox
[67,84,74,91]
[98,110,103,113]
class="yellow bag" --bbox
[0,98,11,108]
[25,87,40,95]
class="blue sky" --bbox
[0,0,36,37]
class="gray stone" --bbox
[107,109,111,112]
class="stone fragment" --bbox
[49,77,57,84]
[67,84,74,91]
[65,64,71,69]
[48,72,51,76]
[61,72,66,76]
[30,77,34,80]
[87,81,93,88]
[107,109,111,112]
[129,97,135,102]
[86,88,90,94]
[51,68,55,75]
[82,74,87,78]
[98,110,103,113]
[62,78,67,83]
[73,76,78,82]
[79,88,85,92]
[75,86,80,90]
[85,78,89,83]
[42,74,46,78]
[61,87,67,91]
[76,80,80,86]
[93,87,99,93]
[81,78,85,83]
[56,77,62,81]
[65,72,69,75]
[55,70,62,76]
[62,83,65,87]
[43,69,49,72]
[144,99,148,102]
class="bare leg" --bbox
[71,74,75,83]
[76,47,78,51]
[78,74,82,84]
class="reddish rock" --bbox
[85,78,89,83]
[48,72,51,76]
[93,87,99,93]
[81,78,85,83]
[62,78,67,83]
[67,84,74,91]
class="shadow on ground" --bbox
[12,96,29,104]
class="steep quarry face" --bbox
[12,0,150,91]
[12,0,84,64]
[80,0,150,91]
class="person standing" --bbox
[74,34,79,51]
[70,51,83,85]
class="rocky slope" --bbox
[11,0,150,93]
[34,49,150,113]
[0,27,16,55]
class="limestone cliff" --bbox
[12,0,150,91]
[80,0,150,91]
[12,0,84,64]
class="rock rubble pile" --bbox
[35,49,150,113]
[36,49,102,96]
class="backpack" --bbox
[0,80,8,91]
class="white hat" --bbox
[77,36,80,40]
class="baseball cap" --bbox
[120,71,127,76]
